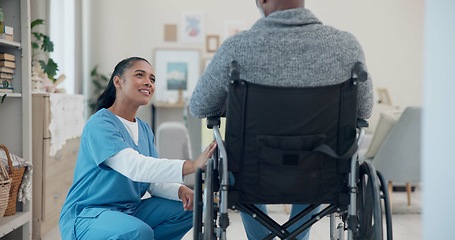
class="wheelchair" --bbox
[193,61,393,240]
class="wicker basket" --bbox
[0,145,26,216]
[0,150,12,218]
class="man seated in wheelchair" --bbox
[190,0,373,239]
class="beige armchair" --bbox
[366,106,421,206]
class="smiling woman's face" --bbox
[114,60,156,107]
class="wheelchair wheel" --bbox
[193,168,203,240]
[376,171,394,240]
[202,157,216,240]
[357,162,383,240]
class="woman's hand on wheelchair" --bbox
[194,141,217,170]
[183,141,217,176]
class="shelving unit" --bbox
[0,0,32,239]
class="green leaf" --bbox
[31,19,45,29]
[90,66,99,76]
[101,75,109,82]
[31,42,39,49]
[32,32,43,41]
[39,59,59,81]
[41,36,54,53]
[92,80,103,89]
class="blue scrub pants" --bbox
[73,197,192,240]
[240,204,321,240]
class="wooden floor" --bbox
[44,186,422,239]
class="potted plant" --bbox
[88,65,110,114]
[30,19,60,92]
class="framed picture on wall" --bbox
[206,35,220,53]
[182,12,205,43]
[153,48,201,103]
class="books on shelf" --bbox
[0,87,13,93]
[0,66,14,74]
[0,56,14,88]
[0,60,15,68]
[0,53,15,61]
[0,72,12,79]
[0,26,14,41]
[0,34,13,41]
[0,33,13,41]
[0,72,13,79]
[3,26,13,35]
[0,53,15,70]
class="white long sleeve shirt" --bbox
[104,116,185,201]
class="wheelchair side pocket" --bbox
[256,134,326,202]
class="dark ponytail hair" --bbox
[95,57,151,112]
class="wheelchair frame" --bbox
[193,62,393,240]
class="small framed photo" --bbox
[164,24,178,42]
[182,12,204,43]
[153,48,201,102]
[206,35,220,53]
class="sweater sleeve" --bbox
[350,34,374,120]
[190,43,231,118]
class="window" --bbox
[49,0,76,94]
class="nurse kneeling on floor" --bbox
[59,56,217,240]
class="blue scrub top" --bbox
[59,109,158,239]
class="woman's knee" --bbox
[126,224,155,240]
[90,223,154,240]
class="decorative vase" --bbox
[31,66,44,93]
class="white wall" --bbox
[84,0,424,123]
[308,0,424,108]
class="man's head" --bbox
[256,0,305,17]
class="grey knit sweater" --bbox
[190,8,373,119]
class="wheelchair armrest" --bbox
[207,116,221,129]
[357,119,369,128]
[352,62,368,82]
